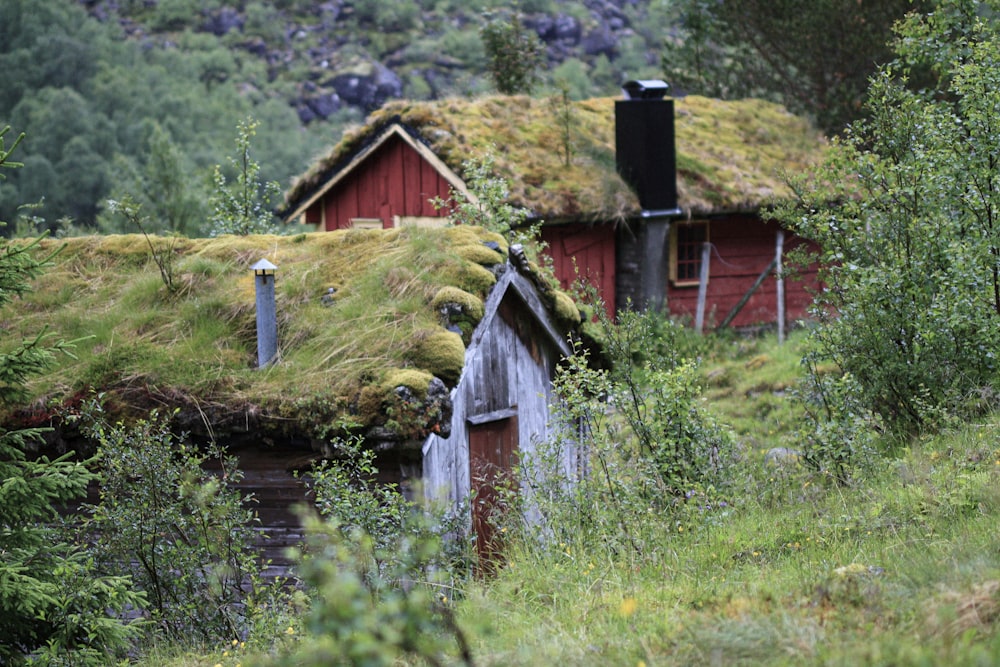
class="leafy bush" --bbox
[81,403,266,644]
[506,293,736,560]
[781,3,1000,435]
[794,352,881,484]
[256,433,474,666]
[305,434,410,557]
[600,302,735,497]
[479,9,544,95]
[209,117,283,237]
[259,512,474,667]
[303,430,472,583]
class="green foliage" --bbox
[781,1,1000,434]
[793,356,881,484]
[106,196,179,293]
[263,432,474,666]
[551,58,592,101]
[0,0,323,233]
[148,0,205,32]
[515,341,668,557]
[664,0,926,133]
[0,129,142,665]
[81,403,266,645]
[601,302,735,497]
[101,123,205,236]
[355,0,421,32]
[305,433,411,556]
[304,429,471,578]
[479,10,544,95]
[209,117,283,237]
[507,294,735,563]
[260,512,474,667]
[432,152,529,239]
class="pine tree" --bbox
[0,125,142,664]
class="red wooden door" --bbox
[469,416,518,570]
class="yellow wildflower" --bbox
[619,597,638,617]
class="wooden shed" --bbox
[422,246,580,560]
[282,91,828,330]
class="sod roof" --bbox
[0,227,580,444]
[284,94,827,222]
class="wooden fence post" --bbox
[776,230,785,343]
[695,241,711,333]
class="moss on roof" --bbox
[285,94,826,221]
[0,226,574,443]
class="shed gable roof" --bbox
[284,94,827,221]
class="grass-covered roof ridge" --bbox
[0,227,580,444]
[285,94,827,220]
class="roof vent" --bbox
[621,79,670,101]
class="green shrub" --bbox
[81,402,267,645]
[793,352,881,484]
[503,294,736,563]
[780,4,1000,434]
[259,512,474,667]
[263,433,475,666]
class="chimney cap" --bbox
[621,79,670,100]
[251,258,278,275]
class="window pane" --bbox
[676,224,706,282]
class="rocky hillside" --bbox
[76,0,669,124]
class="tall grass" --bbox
[455,334,1000,665]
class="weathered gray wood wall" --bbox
[422,265,578,520]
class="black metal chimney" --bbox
[615,80,681,215]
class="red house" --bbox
[282,85,826,330]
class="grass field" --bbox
[450,332,1000,666]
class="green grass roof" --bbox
[285,94,827,221]
[1,227,579,443]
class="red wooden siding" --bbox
[667,215,819,329]
[541,223,617,317]
[469,416,518,570]
[305,134,453,230]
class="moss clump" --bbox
[382,368,435,396]
[431,286,485,320]
[440,259,497,296]
[444,226,508,254]
[549,289,582,328]
[455,243,506,267]
[431,285,486,343]
[355,384,385,428]
[405,330,466,387]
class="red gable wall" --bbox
[542,224,617,316]
[305,134,454,230]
